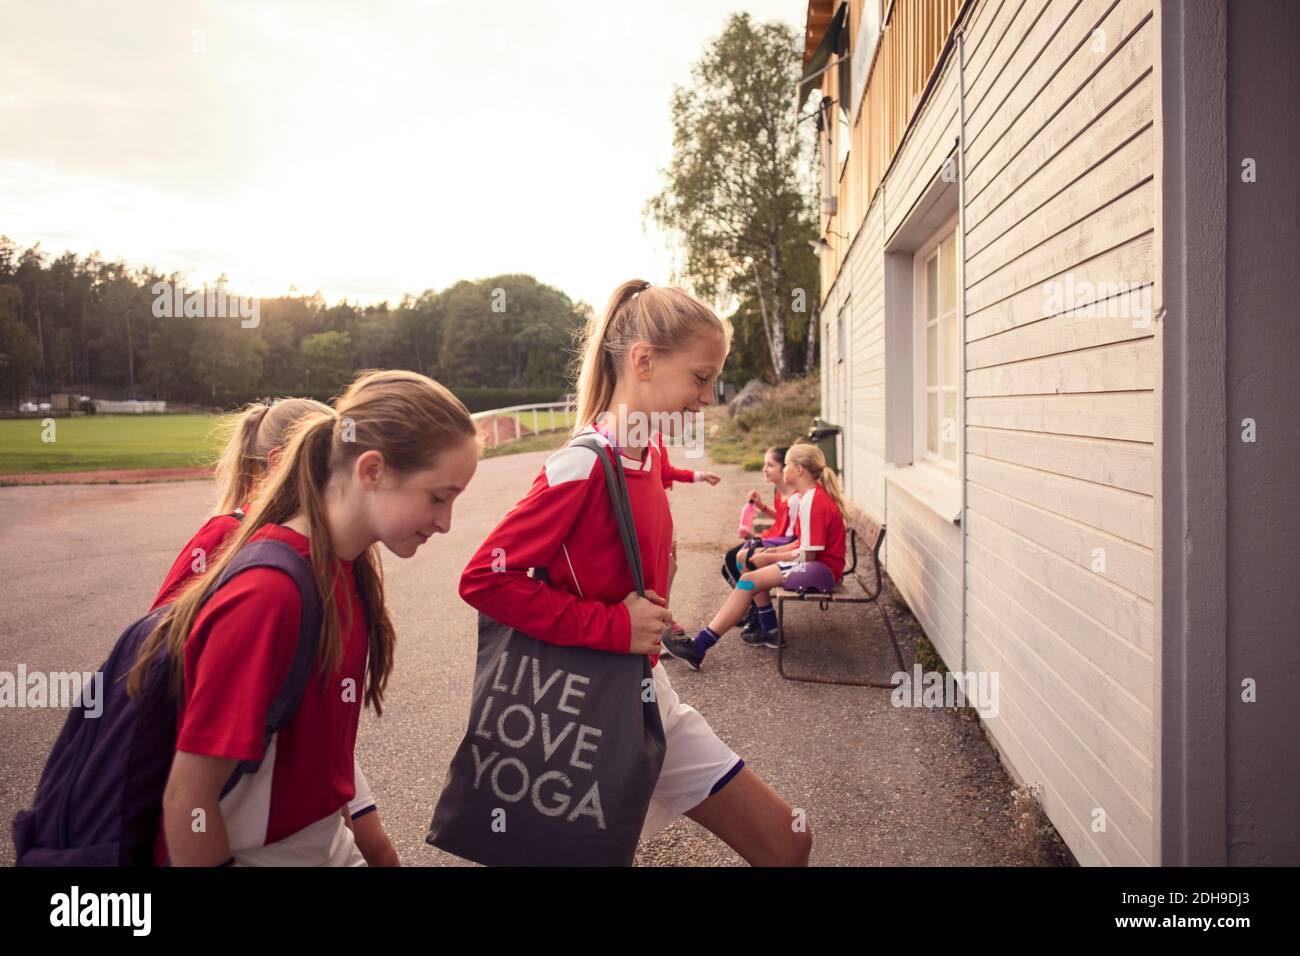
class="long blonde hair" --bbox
[210,397,332,514]
[786,441,848,519]
[572,279,732,430]
[130,369,477,715]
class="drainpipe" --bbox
[957,27,969,678]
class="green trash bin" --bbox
[808,417,841,473]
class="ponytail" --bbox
[816,464,848,519]
[210,402,271,515]
[573,281,646,430]
[210,397,331,515]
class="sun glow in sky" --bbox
[1,0,803,310]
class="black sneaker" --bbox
[661,634,705,671]
[741,628,766,648]
[759,628,783,649]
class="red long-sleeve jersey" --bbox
[652,431,697,490]
[458,424,673,665]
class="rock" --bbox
[728,378,771,417]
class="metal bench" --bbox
[773,510,908,688]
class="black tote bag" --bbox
[427,437,668,866]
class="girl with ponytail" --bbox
[150,396,399,865]
[664,439,848,662]
[133,369,479,866]
[460,279,811,866]
[153,397,331,608]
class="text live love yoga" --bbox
[470,651,609,828]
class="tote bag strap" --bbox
[568,436,646,599]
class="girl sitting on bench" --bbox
[721,445,799,638]
[736,445,792,540]
[663,441,848,670]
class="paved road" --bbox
[0,446,1048,866]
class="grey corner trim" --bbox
[1158,0,1228,866]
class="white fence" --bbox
[93,400,168,414]
[471,399,572,448]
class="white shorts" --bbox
[640,661,743,841]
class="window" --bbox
[818,98,838,217]
[883,165,962,522]
[850,0,883,123]
[836,9,852,172]
[915,224,960,469]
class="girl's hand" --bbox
[748,489,761,503]
[756,548,796,568]
[624,589,672,655]
[753,549,788,568]
[698,472,721,485]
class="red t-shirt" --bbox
[152,513,243,610]
[154,524,368,863]
[760,489,789,542]
[459,424,673,666]
[797,485,846,580]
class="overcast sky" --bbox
[0,0,805,310]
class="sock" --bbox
[692,627,721,652]
[742,605,757,628]
[756,604,777,632]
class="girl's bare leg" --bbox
[685,765,812,866]
[707,565,783,634]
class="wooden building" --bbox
[801,0,1298,865]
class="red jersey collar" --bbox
[574,423,655,473]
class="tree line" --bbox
[0,237,590,408]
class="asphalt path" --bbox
[0,446,1047,866]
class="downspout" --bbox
[957,27,969,677]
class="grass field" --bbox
[504,408,575,433]
[0,415,224,474]
[0,385,813,476]
[482,429,570,459]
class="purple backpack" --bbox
[12,538,322,866]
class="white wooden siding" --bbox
[819,0,1158,867]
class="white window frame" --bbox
[911,215,961,473]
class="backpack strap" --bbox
[569,437,647,598]
[193,538,324,800]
